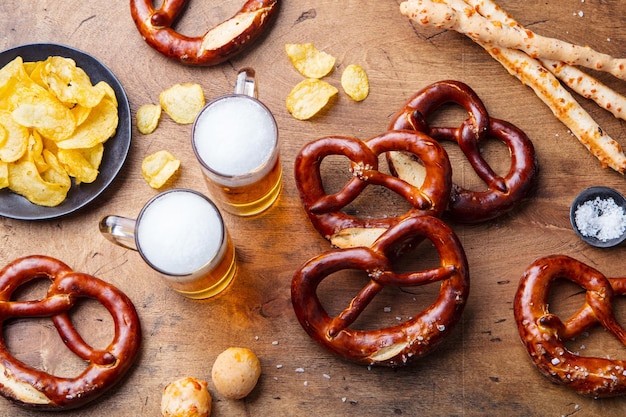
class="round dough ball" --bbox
[211,347,261,399]
[161,377,212,417]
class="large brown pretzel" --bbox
[294,130,452,249]
[515,255,626,398]
[388,80,538,223]
[0,255,141,410]
[291,215,469,366]
[130,0,279,65]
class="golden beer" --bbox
[192,79,282,216]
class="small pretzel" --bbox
[515,255,626,398]
[130,0,279,65]
[0,255,141,410]
[291,215,469,366]
[388,80,538,223]
[294,130,452,249]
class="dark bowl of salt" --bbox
[570,186,626,248]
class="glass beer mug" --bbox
[99,189,237,299]
[191,68,282,216]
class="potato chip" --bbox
[285,43,336,79]
[159,83,205,124]
[27,130,48,173]
[58,148,99,184]
[141,150,180,189]
[71,104,92,126]
[0,123,6,148]
[0,110,29,162]
[80,143,104,172]
[40,56,105,108]
[136,104,162,134]
[341,64,369,102]
[8,150,70,207]
[94,81,118,107]
[286,78,338,120]
[55,97,118,149]
[0,161,8,189]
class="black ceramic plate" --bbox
[0,43,131,220]
[570,186,626,248]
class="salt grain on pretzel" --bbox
[291,215,469,366]
[399,0,626,173]
[0,255,141,410]
[515,255,626,398]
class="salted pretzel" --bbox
[388,80,538,223]
[515,255,626,398]
[291,215,469,366]
[0,255,141,410]
[294,130,452,249]
[130,0,279,65]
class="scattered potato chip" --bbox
[0,55,118,206]
[159,83,205,124]
[142,150,180,189]
[136,104,162,134]
[341,64,369,102]
[285,43,336,79]
[286,78,338,120]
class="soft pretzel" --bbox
[294,130,452,249]
[389,80,538,223]
[130,0,279,65]
[291,215,469,366]
[515,255,626,398]
[0,255,141,410]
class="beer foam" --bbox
[193,95,277,178]
[136,191,223,276]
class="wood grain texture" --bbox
[1,0,626,415]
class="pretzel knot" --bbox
[0,255,141,410]
[515,255,626,398]
[130,0,279,65]
[388,80,538,223]
[291,215,469,366]
[294,130,452,249]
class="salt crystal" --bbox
[574,196,626,241]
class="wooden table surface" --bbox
[2,1,626,415]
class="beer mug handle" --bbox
[99,215,138,251]
[234,67,257,98]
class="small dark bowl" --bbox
[570,186,626,248]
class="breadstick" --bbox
[400,0,626,80]
[400,0,626,173]
[487,47,626,172]
[465,0,626,121]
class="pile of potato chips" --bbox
[0,56,118,206]
[285,43,369,120]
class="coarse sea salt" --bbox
[574,196,626,242]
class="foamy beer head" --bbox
[193,95,278,184]
[135,190,232,281]
[192,94,282,216]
